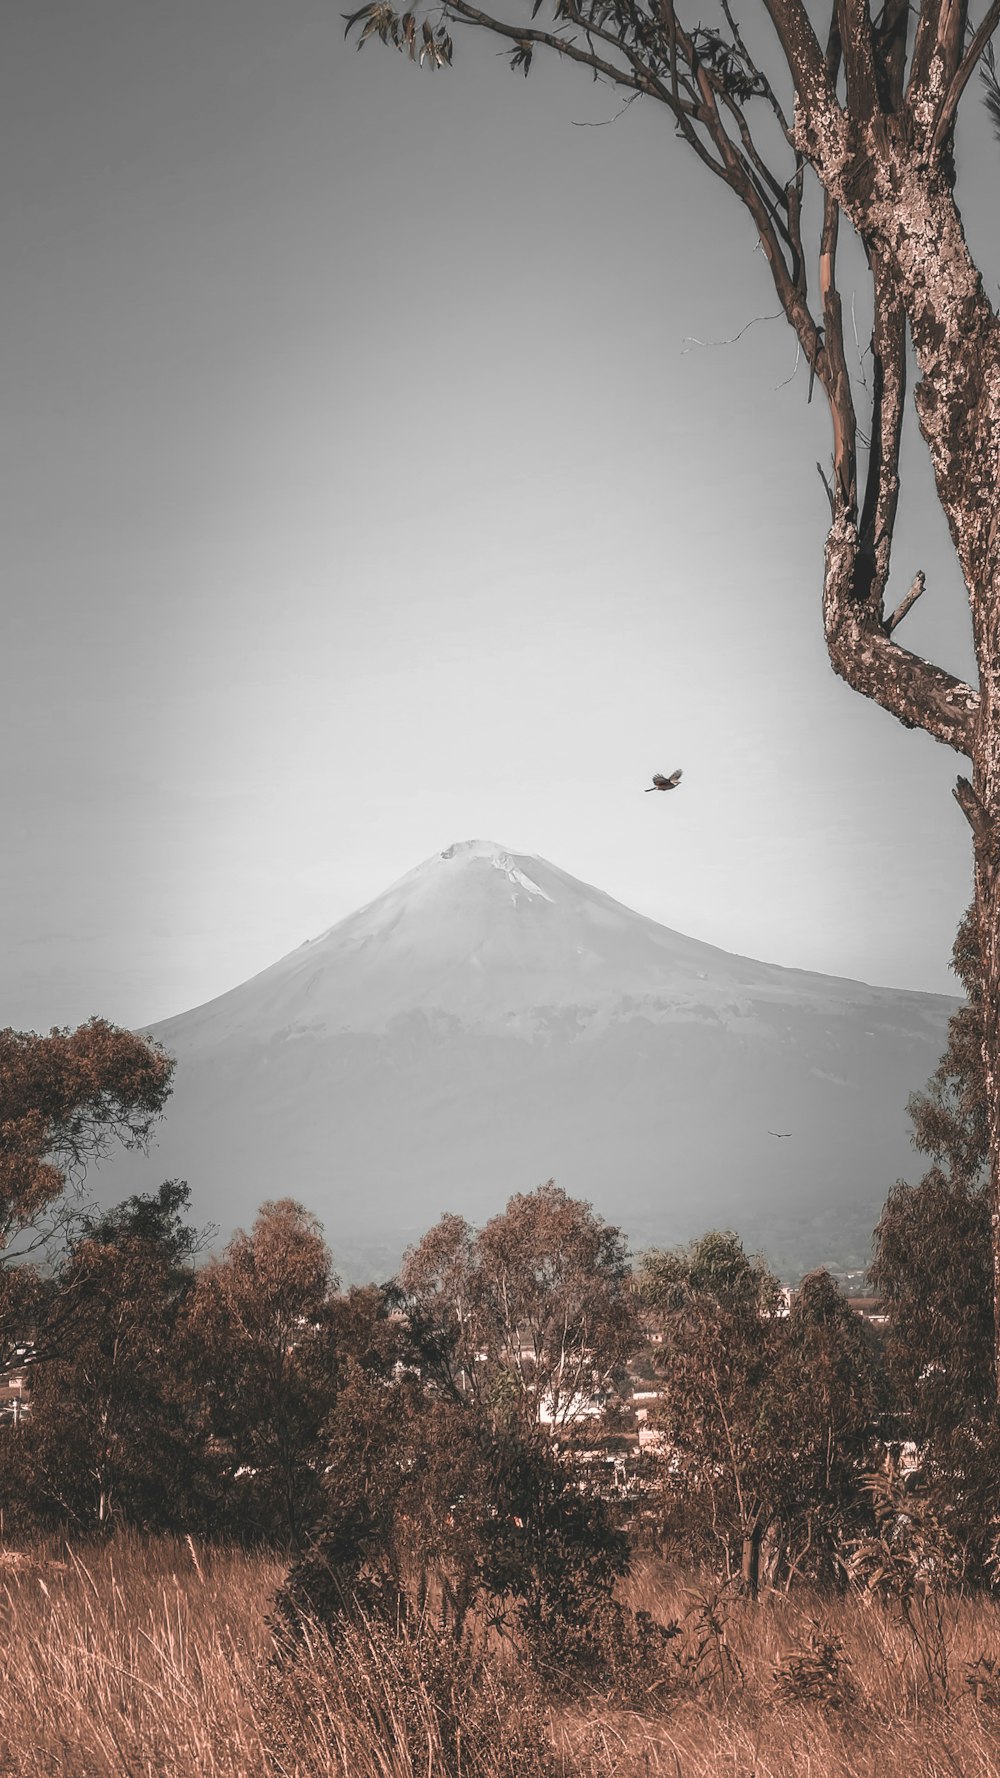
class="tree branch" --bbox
[854,250,907,612]
[873,0,910,110]
[759,0,840,115]
[836,0,881,118]
[931,0,1000,149]
[909,0,971,119]
[884,570,926,634]
[817,188,858,513]
[824,514,979,751]
[443,0,676,101]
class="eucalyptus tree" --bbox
[343,0,1000,1383]
[183,1198,342,1546]
[0,1018,173,1370]
[400,1182,638,1430]
[640,1233,883,1592]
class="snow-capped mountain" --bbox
[107,840,957,1278]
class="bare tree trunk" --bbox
[976,848,1000,1400]
[957,745,1000,1400]
[814,136,1000,1401]
[740,1522,762,1599]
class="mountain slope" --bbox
[105,840,955,1278]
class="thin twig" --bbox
[682,310,784,352]
[816,459,835,514]
[571,91,639,122]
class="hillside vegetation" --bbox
[1,916,996,1773]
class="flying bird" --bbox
[768,1131,792,1139]
[646,770,683,793]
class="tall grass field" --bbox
[2,1535,1000,1776]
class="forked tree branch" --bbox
[931,0,1000,148]
[824,514,979,751]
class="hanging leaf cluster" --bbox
[689,27,769,101]
[342,3,453,64]
[982,41,1000,145]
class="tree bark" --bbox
[741,1522,762,1598]
[807,130,1000,1398]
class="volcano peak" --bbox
[123,841,957,1275]
[435,839,554,902]
[439,838,509,861]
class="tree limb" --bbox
[824,515,979,751]
[854,250,907,613]
[759,0,840,115]
[836,0,881,119]
[931,0,1000,149]
[884,570,926,634]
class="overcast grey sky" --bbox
[3,0,996,1031]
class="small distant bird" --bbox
[646,770,683,793]
[768,1131,792,1139]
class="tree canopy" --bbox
[400,1182,639,1430]
[0,1018,174,1257]
[640,1233,883,1590]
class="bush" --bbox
[773,1626,857,1712]
[528,1596,684,1706]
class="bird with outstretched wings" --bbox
[646,770,683,792]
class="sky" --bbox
[3,0,997,1033]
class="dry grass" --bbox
[1,1537,1000,1775]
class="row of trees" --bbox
[1,1168,988,1602]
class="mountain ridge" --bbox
[100,839,957,1280]
[149,838,951,1046]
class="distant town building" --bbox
[0,1348,32,1425]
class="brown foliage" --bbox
[401,1182,638,1430]
[4,1188,200,1534]
[639,1235,883,1588]
[182,1200,343,1546]
[0,1017,173,1250]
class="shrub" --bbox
[773,1625,857,1712]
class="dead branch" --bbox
[883,570,926,635]
[681,311,784,352]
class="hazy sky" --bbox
[4,0,997,1031]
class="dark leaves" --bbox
[690,26,767,101]
[510,38,534,74]
[420,18,454,66]
[981,41,1000,146]
[341,2,452,64]
[341,0,397,44]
